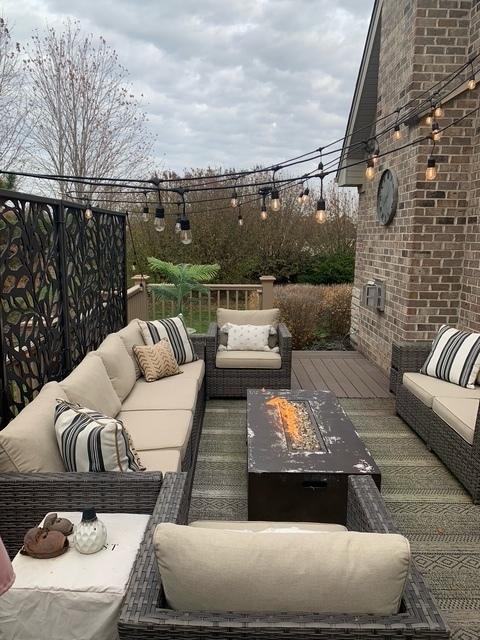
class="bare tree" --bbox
[0,17,29,175]
[25,20,153,200]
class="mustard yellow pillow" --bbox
[133,339,182,383]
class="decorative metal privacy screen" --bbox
[0,190,127,427]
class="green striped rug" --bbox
[189,398,480,639]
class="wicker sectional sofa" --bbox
[391,341,480,503]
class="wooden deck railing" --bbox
[126,275,275,325]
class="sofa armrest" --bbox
[0,471,163,558]
[277,323,292,358]
[390,340,431,394]
[205,322,218,365]
[346,475,399,534]
[190,333,206,360]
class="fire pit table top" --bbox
[247,389,380,477]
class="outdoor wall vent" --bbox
[362,280,385,312]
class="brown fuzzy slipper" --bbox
[20,527,69,559]
[43,513,74,536]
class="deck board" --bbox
[292,350,390,399]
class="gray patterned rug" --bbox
[189,398,480,640]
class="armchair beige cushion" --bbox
[95,333,137,400]
[217,308,280,349]
[117,320,145,379]
[60,353,121,418]
[216,350,281,369]
[0,382,67,473]
[154,523,410,615]
[403,372,480,408]
[432,397,479,445]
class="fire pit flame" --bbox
[266,396,321,451]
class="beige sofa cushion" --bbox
[60,353,121,418]
[189,521,347,532]
[403,372,480,408]
[217,308,280,327]
[179,359,205,390]
[136,448,181,472]
[432,397,479,445]
[216,350,281,370]
[118,410,193,457]
[154,524,410,615]
[95,334,137,401]
[121,376,197,412]
[0,382,67,472]
[117,320,145,379]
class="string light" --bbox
[142,192,149,221]
[260,203,268,220]
[393,123,402,141]
[315,173,327,223]
[468,61,476,90]
[434,103,444,118]
[431,122,441,141]
[84,204,93,221]
[174,202,182,233]
[301,186,310,204]
[230,189,238,208]
[365,158,375,181]
[270,188,280,211]
[154,206,165,232]
[426,156,437,181]
[297,189,304,203]
[179,218,192,244]
[238,213,243,226]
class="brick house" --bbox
[338,0,480,373]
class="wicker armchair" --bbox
[205,322,292,398]
[118,474,449,639]
[0,471,189,559]
[391,341,480,503]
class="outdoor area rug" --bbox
[189,397,480,640]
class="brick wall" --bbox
[351,0,480,372]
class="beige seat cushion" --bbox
[179,359,205,390]
[117,320,145,379]
[189,521,347,532]
[121,376,198,412]
[136,448,181,473]
[403,372,480,408]
[118,410,193,457]
[60,353,121,418]
[0,382,67,473]
[154,524,410,615]
[216,350,281,370]
[432,397,479,445]
[95,334,137,401]
[217,308,280,327]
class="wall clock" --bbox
[376,169,398,226]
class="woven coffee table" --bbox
[247,389,381,524]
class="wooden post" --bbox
[128,274,150,321]
[259,276,276,309]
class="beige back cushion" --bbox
[0,381,67,472]
[95,333,137,401]
[217,308,280,348]
[60,353,121,418]
[117,320,145,379]
[154,523,410,615]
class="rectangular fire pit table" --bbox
[247,389,381,524]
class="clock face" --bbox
[376,169,398,226]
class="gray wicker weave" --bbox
[118,474,449,639]
[204,322,292,398]
[392,341,480,503]
[0,471,188,559]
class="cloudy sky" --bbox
[2,0,373,173]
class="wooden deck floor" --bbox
[291,350,391,398]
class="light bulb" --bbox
[131,262,137,273]
[393,124,401,141]
[301,187,310,204]
[84,206,93,221]
[179,219,192,245]
[175,216,181,234]
[431,123,441,141]
[142,206,149,222]
[231,189,238,208]
[425,112,433,126]
[315,198,326,223]
[365,159,375,181]
[434,104,444,118]
[260,204,268,220]
[425,157,437,181]
[154,207,165,232]
[270,188,280,211]
[468,78,476,91]
[238,213,243,226]
[372,154,380,167]
[297,191,304,204]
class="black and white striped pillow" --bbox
[54,400,145,472]
[421,325,480,389]
[138,316,197,365]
